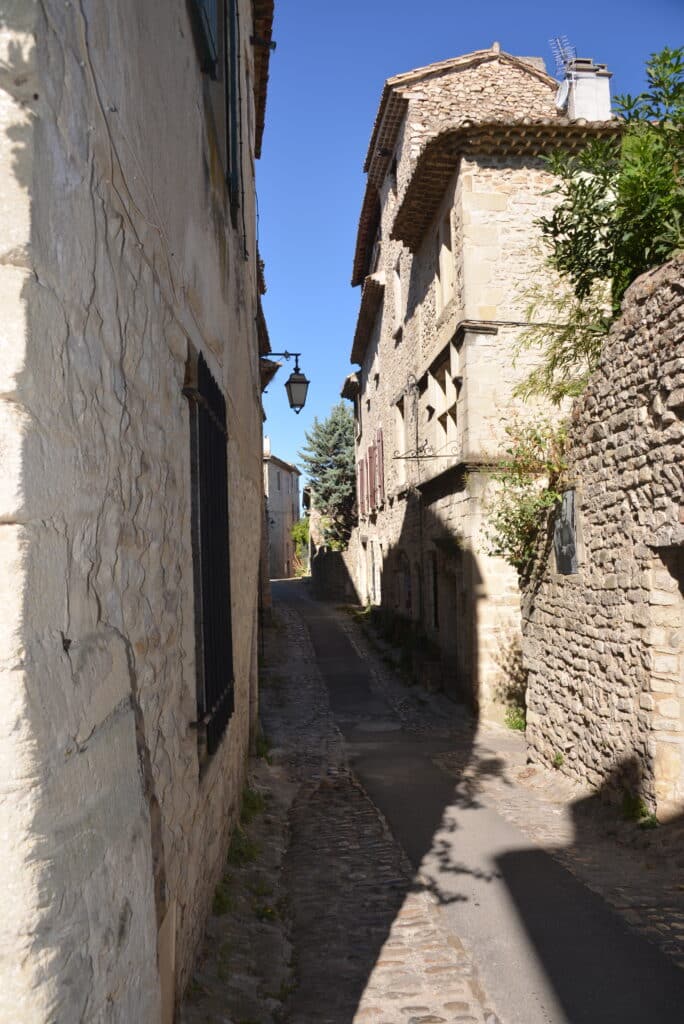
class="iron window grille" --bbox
[184,352,234,759]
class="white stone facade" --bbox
[523,258,684,819]
[346,46,615,717]
[263,443,301,578]
[0,1,272,1020]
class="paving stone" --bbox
[184,586,683,1023]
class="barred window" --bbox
[184,351,234,760]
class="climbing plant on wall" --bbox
[483,420,567,581]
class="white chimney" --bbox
[560,57,613,121]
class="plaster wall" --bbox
[0,1,264,1019]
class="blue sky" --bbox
[257,0,683,475]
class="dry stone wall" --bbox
[523,258,684,817]
[0,2,263,1020]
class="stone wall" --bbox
[396,54,556,196]
[0,2,265,1020]
[523,258,684,818]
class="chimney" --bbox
[559,57,613,121]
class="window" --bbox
[436,213,454,316]
[192,0,220,75]
[393,256,403,343]
[189,0,241,213]
[184,351,234,759]
[430,551,440,629]
[554,490,579,574]
[276,471,281,491]
[395,398,407,487]
[421,341,460,463]
[368,443,376,512]
[376,428,385,505]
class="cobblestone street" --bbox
[182,580,684,1024]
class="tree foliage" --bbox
[517,47,683,403]
[298,403,356,548]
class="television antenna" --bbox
[550,35,576,78]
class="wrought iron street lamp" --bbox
[264,351,310,414]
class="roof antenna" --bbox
[550,36,576,78]
[550,35,576,111]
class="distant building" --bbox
[264,438,301,578]
[344,44,616,718]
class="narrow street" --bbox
[183,579,684,1024]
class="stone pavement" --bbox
[182,583,684,1023]
[339,606,684,973]
[181,595,499,1024]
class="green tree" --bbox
[517,47,683,403]
[298,403,356,548]
[291,516,310,569]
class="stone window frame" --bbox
[552,487,585,576]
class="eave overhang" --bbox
[340,372,360,401]
[252,1,275,159]
[351,273,385,366]
[352,47,559,286]
[392,118,622,252]
[260,357,281,392]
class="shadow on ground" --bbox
[271,578,684,1024]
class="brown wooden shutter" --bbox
[368,444,376,511]
[376,427,385,504]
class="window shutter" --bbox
[364,453,370,515]
[368,444,376,511]
[357,460,364,516]
[376,428,385,504]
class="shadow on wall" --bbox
[309,484,515,717]
[309,539,360,602]
[362,489,490,713]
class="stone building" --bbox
[263,438,301,578]
[523,258,684,820]
[345,45,617,716]
[0,1,274,1021]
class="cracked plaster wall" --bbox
[0,1,262,1020]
